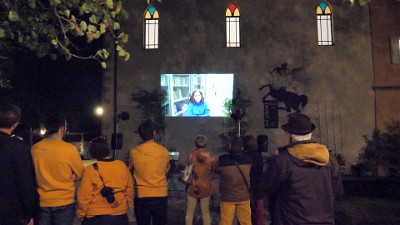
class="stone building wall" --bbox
[102,0,376,171]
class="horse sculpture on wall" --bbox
[258,84,308,113]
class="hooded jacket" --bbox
[185,148,215,198]
[265,140,343,225]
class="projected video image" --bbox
[161,74,234,117]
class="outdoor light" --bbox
[40,128,46,135]
[94,106,104,116]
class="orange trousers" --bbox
[219,200,252,225]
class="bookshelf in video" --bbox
[161,74,202,116]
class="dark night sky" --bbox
[4,50,103,134]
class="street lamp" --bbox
[94,106,104,116]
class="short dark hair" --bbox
[89,136,110,159]
[138,121,154,141]
[0,104,21,128]
[44,113,67,134]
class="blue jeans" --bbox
[81,214,129,225]
[36,203,75,225]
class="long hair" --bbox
[189,90,205,104]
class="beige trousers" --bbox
[185,194,211,225]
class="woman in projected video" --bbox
[185,90,210,117]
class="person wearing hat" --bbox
[218,137,252,225]
[264,112,343,225]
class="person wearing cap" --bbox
[218,137,252,225]
[264,112,343,225]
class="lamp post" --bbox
[111,112,129,158]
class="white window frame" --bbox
[145,19,159,49]
[226,16,240,47]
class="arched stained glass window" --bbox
[317,2,333,46]
[144,6,159,49]
[226,3,240,48]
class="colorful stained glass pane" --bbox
[317,2,331,15]
[145,11,151,19]
[148,6,156,16]
[229,3,237,13]
[233,8,240,16]
[226,9,231,17]
[153,11,159,19]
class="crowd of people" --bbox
[0,104,343,225]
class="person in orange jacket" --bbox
[129,121,170,225]
[32,113,84,225]
[76,136,133,225]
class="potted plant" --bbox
[220,88,251,146]
[131,88,167,142]
[353,121,400,177]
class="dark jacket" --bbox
[265,140,343,225]
[245,151,264,200]
[218,153,252,202]
[0,131,36,223]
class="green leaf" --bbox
[80,21,87,31]
[101,62,107,69]
[0,28,5,38]
[113,22,120,30]
[124,52,130,61]
[8,11,19,22]
[106,0,114,9]
[100,24,106,34]
[86,31,94,42]
[64,9,71,18]
[51,39,58,45]
[87,24,97,32]
[116,45,122,51]
[118,49,126,56]
[93,31,101,39]
[102,49,109,59]
[89,15,98,24]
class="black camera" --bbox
[100,186,115,204]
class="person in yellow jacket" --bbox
[129,121,170,225]
[31,113,84,225]
[76,136,133,225]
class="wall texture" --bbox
[102,0,378,171]
[370,1,400,130]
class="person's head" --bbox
[195,135,208,148]
[229,137,244,155]
[0,104,21,130]
[89,136,110,159]
[243,135,257,152]
[44,113,67,135]
[138,121,155,141]
[189,90,204,104]
[281,112,315,142]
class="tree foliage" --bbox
[0,0,130,68]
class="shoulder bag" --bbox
[233,160,257,209]
[180,152,194,184]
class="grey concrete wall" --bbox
[102,0,375,172]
